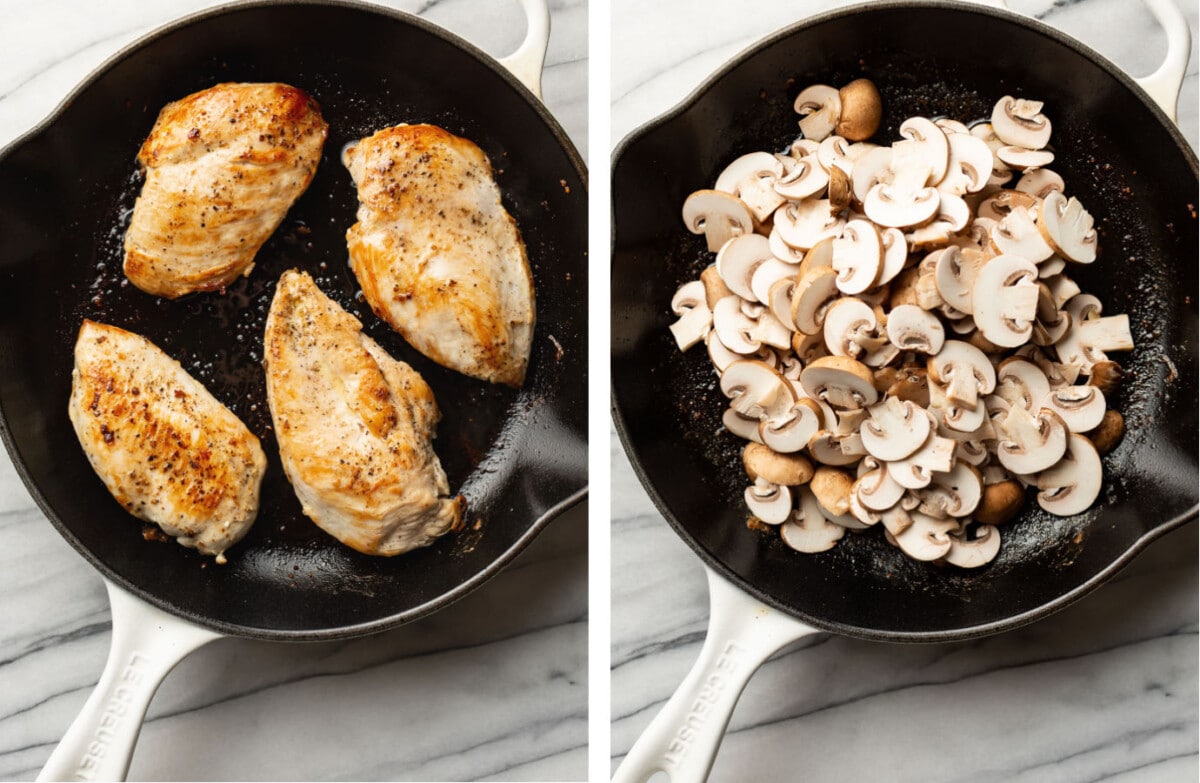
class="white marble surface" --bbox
[0,1,587,781]
[611,0,1199,781]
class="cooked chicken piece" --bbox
[68,320,267,560]
[264,270,464,555]
[343,124,535,386]
[124,82,328,298]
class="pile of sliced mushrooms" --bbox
[670,80,1132,568]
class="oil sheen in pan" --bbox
[662,72,1173,598]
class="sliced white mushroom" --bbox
[1016,168,1065,198]
[774,154,831,200]
[888,432,957,490]
[972,254,1040,347]
[996,145,1055,171]
[715,152,787,222]
[886,304,946,355]
[850,145,894,204]
[745,478,793,524]
[928,379,989,434]
[790,266,841,335]
[723,407,764,443]
[1055,294,1134,375]
[863,151,940,228]
[990,206,1054,262]
[976,189,1039,223]
[817,135,856,175]
[760,398,824,453]
[808,430,867,467]
[782,493,847,551]
[746,308,795,351]
[794,84,842,142]
[774,199,845,251]
[927,340,996,408]
[994,404,1068,474]
[749,257,800,306]
[669,280,713,351]
[934,246,988,315]
[915,461,983,518]
[893,511,957,560]
[896,116,950,184]
[706,330,743,373]
[682,189,755,252]
[720,359,794,421]
[1041,385,1106,433]
[944,524,1001,568]
[854,455,907,511]
[831,219,883,294]
[715,233,772,300]
[876,227,908,287]
[823,297,891,366]
[1036,433,1102,516]
[799,355,878,410]
[1038,191,1097,264]
[938,133,994,196]
[991,96,1052,150]
[860,397,931,462]
[995,357,1052,412]
[767,277,797,332]
[1037,256,1067,280]
[712,295,761,354]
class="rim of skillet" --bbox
[610,0,1198,644]
[0,0,588,642]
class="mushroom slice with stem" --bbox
[682,189,755,252]
[1055,294,1134,375]
[990,206,1054,262]
[723,407,764,443]
[831,219,883,294]
[938,133,993,196]
[743,442,814,486]
[774,199,845,251]
[976,189,1039,223]
[893,511,958,561]
[836,79,882,141]
[915,461,983,519]
[1038,191,1097,264]
[714,152,786,222]
[927,339,996,408]
[1041,385,1106,433]
[745,477,793,524]
[782,487,847,552]
[794,84,842,142]
[972,254,1040,347]
[790,266,841,335]
[716,233,773,301]
[861,397,931,462]
[1036,433,1102,516]
[944,523,1001,568]
[1016,168,1065,199]
[720,359,794,421]
[995,404,1068,474]
[823,297,890,364]
[767,277,797,332]
[863,154,940,228]
[934,246,988,315]
[760,398,823,454]
[749,257,800,306]
[850,145,894,204]
[854,456,906,511]
[774,154,830,201]
[877,227,908,287]
[817,135,855,175]
[700,265,734,309]
[706,329,743,373]
[896,116,950,184]
[888,432,957,490]
[769,226,807,265]
[711,295,761,354]
[669,280,712,351]
[799,355,878,410]
[928,379,989,434]
[991,96,1052,150]
[996,146,1055,171]
[886,304,945,355]
[995,356,1052,412]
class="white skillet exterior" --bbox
[611,1,1198,781]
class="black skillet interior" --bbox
[612,1,1198,642]
[0,1,587,640]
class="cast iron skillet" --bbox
[612,2,1195,778]
[0,0,586,640]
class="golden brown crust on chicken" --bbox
[67,320,267,559]
[264,270,463,556]
[124,82,328,298]
[343,124,535,386]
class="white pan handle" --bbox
[612,566,821,783]
[1134,0,1190,121]
[496,0,551,100]
[37,579,220,782]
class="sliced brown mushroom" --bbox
[715,232,773,301]
[836,79,882,141]
[794,84,842,142]
[830,219,883,294]
[712,295,762,354]
[823,297,896,366]
[810,466,855,518]
[1016,168,1065,198]
[1041,385,1106,433]
[927,340,996,408]
[723,407,765,443]
[995,357,1052,412]
[990,205,1054,262]
[991,96,1052,150]
[994,404,1068,474]
[934,246,988,315]
[669,280,713,351]
[915,461,983,518]
[943,524,1001,568]
[799,355,879,410]
[745,478,793,524]
[887,432,957,490]
[750,257,801,306]
[781,487,847,552]
[886,304,946,355]
[972,254,1041,347]
[682,189,755,252]
[896,116,950,184]
[1038,191,1097,264]
[863,151,940,228]
[996,145,1055,171]
[1036,433,1102,516]
[1087,409,1125,455]
[976,479,1025,525]
[860,397,931,462]
[850,145,894,204]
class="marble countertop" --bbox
[611,1,1198,781]
[0,1,587,781]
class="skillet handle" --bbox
[1134,0,1190,121]
[496,0,551,100]
[36,579,220,782]
[612,567,821,783]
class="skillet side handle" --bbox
[497,0,551,100]
[1135,0,1191,121]
[612,567,821,783]
[37,579,220,782]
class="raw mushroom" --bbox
[720,359,794,421]
[934,246,987,315]
[743,442,814,486]
[990,206,1054,262]
[745,478,793,524]
[810,466,855,518]
[927,340,996,408]
[850,146,894,204]
[823,297,895,366]
[994,404,1068,474]
[886,304,946,354]
[893,511,957,561]
[799,355,878,410]
[995,357,1052,412]
[975,479,1025,525]
[916,461,983,518]
[716,233,773,301]
[996,146,1055,171]
[972,254,1040,347]
[794,84,842,142]
[1055,294,1134,375]
[760,398,824,453]
[863,152,940,228]
[669,280,712,350]
[1016,168,1065,199]
[781,487,847,552]
[682,189,755,252]
[712,295,761,354]
[943,524,1001,568]
[991,96,1052,150]
[860,397,931,461]
[1036,433,1102,516]
[835,79,882,141]
[774,199,846,250]
[714,152,786,222]
[1038,191,1097,264]
[790,266,841,334]
[896,116,950,184]
[854,455,907,511]
[1042,385,1106,433]
[774,154,830,201]
[1087,409,1125,455]
[831,219,883,294]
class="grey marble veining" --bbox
[0,1,587,781]
[611,0,1199,780]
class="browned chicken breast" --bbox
[124,82,328,298]
[264,270,464,556]
[68,320,267,560]
[343,124,535,386]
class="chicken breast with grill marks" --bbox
[68,320,267,560]
[124,82,328,298]
[343,124,535,387]
[264,269,464,556]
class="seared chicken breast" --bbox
[264,270,464,556]
[343,124,535,386]
[124,82,328,298]
[68,320,267,560]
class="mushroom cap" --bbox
[774,199,845,251]
[831,219,884,294]
[928,340,996,408]
[972,253,1040,348]
[1036,433,1102,516]
[975,479,1025,525]
[743,442,814,486]
[745,480,793,524]
[944,524,1002,568]
[836,79,883,141]
[828,165,852,211]
[810,466,855,517]
[1041,385,1106,433]
[712,295,761,354]
[886,304,946,355]
[1087,409,1125,455]
[799,355,878,410]
[720,359,794,420]
[991,96,1052,150]
[861,397,932,462]
[682,189,755,252]
[790,266,841,335]
[716,233,773,301]
[1038,191,1098,264]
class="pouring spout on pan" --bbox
[613,568,821,783]
[37,581,220,783]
